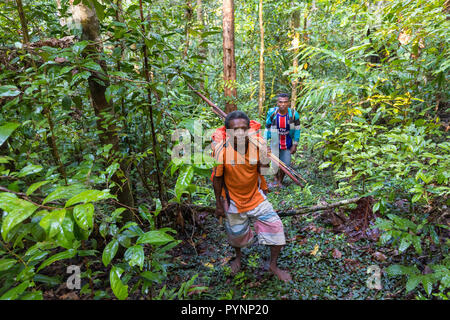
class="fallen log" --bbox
[184,196,365,218]
[276,196,362,218]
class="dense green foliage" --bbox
[0,0,448,300]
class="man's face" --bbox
[277,97,290,113]
[228,118,249,147]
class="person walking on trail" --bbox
[212,110,292,282]
[265,93,301,188]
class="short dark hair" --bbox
[277,93,290,100]
[225,110,250,129]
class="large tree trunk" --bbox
[72,2,135,220]
[222,0,237,113]
[258,0,265,116]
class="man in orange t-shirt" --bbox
[212,110,291,282]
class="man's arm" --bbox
[265,109,273,141]
[291,110,301,154]
[213,175,226,218]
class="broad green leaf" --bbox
[0,193,38,241]
[0,85,21,97]
[62,95,72,109]
[37,249,76,272]
[26,181,51,196]
[110,266,128,300]
[373,201,380,213]
[33,274,61,286]
[19,291,43,300]
[137,230,175,246]
[406,274,421,292]
[319,161,334,170]
[0,258,17,271]
[411,193,422,203]
[119,222,138,233]
[386,264,406,276]
[18,164,43,178]
[73,203,94,230]
[0,122,20,146]
[153,198,162,216]
[0,281,30,300]
[65,189,114,207]
[39,209,66,238]
[398,237,412,253]
[111,207,126,220]
[140,271,163,283]
[72,41,88,55]
[412,236,422,254]
[43,184,87,205]
[83,60,103,72]
[379,232,392,245]
[175,166,194,202]
[56,215,76,249]
[105,162,120,177]
[92,0,105,21]
[124,245,145,269]
[421,276,433,295]
[0,155,14,164]
[102,239,119,267]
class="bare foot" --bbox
[269,265,292,282]
[230,258,241,275]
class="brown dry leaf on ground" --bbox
[59,292,80,300]
[332,248,342,259]
[372,251,387,262]
[302,223,323,234]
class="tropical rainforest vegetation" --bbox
[0,0,448,300]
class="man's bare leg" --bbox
[278,171,285,187]
[268,245,292,282]
[230,247,242,274]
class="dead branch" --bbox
[180,196,364,218]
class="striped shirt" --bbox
[276,113,292,150]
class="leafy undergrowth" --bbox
[159,180,444,300]
[27,153,447,300]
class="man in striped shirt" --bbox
[265,93,301,187]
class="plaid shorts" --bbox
[224,200,286,248]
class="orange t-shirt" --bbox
[213,140,267,213]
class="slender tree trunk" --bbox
[196,0,208,91]
[15,0,30,44]
[222,0,237,113]
[114,0,128,141]
[43,107,67,185]
[72,2,135,220]
[258,0,265,116]
[183,1,193,59]
[290,5,301,110]
[138,0,166,204]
